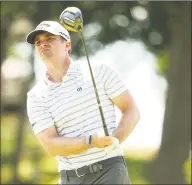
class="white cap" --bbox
[26,21,70,44]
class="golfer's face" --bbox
[34,32,68,61]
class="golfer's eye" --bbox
[47,37,55,41]
[35,41,40,46]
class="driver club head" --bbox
[60,7,83,32]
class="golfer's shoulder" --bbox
[92,63,116,77]
[27,80,48,100]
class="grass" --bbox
[2,147,190,184]
[124,148,191,184]
[1,113,191,184]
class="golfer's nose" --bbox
[40,41,48,49]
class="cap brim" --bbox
[26,29,59,44]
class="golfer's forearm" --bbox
[44,136,89,156]
[112,108,140,143]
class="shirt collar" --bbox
[44,60,81,86]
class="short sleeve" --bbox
[98,64,127,99]
[27,93,54,135]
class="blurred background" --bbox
[1,1,191,184]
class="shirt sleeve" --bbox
[27,92,54,135]
[98,64,127,99]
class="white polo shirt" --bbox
[27,61,127,171]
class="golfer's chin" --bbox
[40,52,54,61]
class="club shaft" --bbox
[79,31,109,136]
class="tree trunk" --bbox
[148,2,191,184]
[12,81,30,184]
[11,3,54,183]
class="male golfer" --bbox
[26,20,140,184]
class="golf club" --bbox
[60,7,109,136]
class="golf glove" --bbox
[104,137,122,156]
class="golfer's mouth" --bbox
[40,48,50,54]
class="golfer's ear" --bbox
[65,41,71,55]
[65,41,71,50]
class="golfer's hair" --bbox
[60,36,71,55]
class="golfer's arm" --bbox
[36,128,89,156]
[111,90,140,144]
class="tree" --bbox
[147,2,191,184]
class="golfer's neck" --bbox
[46,59,70,83]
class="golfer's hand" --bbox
[105,137,120,150]
[104,137,121,156]
[91,135,114,148]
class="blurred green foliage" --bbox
[1,1,173,62]
[157,51,170,76]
